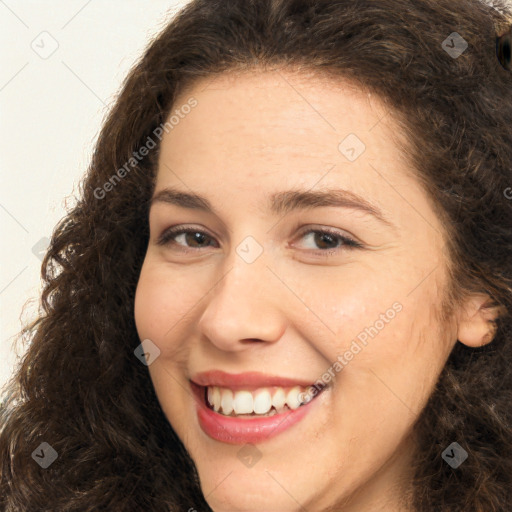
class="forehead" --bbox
[174,68,391,137]
[157,68,406,178]
[154,69,438,229]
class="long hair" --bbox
[1,0,511,510]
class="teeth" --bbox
[233,390,253,414]
[253,389,272,414]
[272,388,286,410]
[286,386,302,410]
[207,387,214,409]
[220,389,234,415]
[211,386,221,412]
[206,384,320,416]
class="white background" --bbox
[0,0,190,394]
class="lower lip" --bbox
[191,381,326,445]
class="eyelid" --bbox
[292,223,363,247]
[156,223,365,256]
[155,225,216,247]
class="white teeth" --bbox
[286,386,302,410]
[205,384,321,416]
[233,390,253,415]
[253,389,272,414]
[220,389,234,415]
[212,386,221,412]
[272,388,286,410]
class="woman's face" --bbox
[134,69,458,512]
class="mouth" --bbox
[204,384,319,417]
[189,372,328,444]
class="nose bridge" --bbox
[197,242,286,350]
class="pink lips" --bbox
[191,370,318,389]
[190,370,327,445]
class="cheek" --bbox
[304,260,450,398]
[294,266,405,364]
[332,292,450,433]
[134,260,217,361]
[133,262,188,350]
[134,269,164,342]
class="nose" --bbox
[197,254,287,352]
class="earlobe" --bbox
[456,293,503,348]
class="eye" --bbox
[156,225,363,256]
[156,226,217,250]
[293,227,363,255]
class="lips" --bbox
[190,370,328,444]
[190,370,321,390]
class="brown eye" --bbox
[157,226,217,250]
[156,225,363,257]
[293,227,363,256]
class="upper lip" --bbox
[190,370,320,390]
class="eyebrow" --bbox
[150,186,394,227]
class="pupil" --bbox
[316,232,337,249]
[188,232,206,246]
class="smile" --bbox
[206,385,315,416]
[189,371,328,444]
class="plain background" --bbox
[0,0,191,394]
[1,0,510,394]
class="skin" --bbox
[134,68,497,512]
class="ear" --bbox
[456,293,503,348]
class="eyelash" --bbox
[156,225,363,257]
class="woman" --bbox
[1,0,511,510]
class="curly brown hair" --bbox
[1,0,512,510]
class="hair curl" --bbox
[1,0,512,510]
